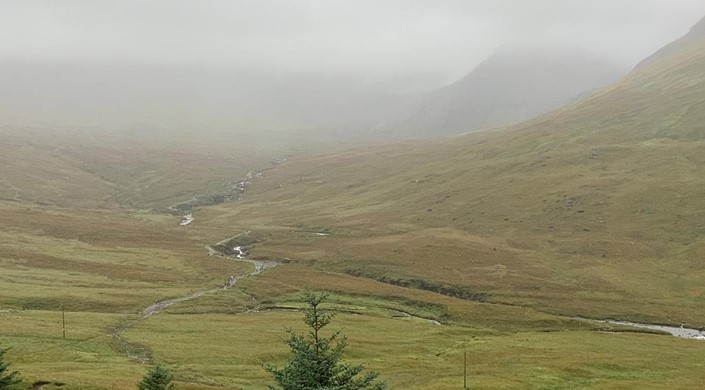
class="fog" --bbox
[1,1,704,135]
[3,1,704,82]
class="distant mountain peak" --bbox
[383,46,625,138]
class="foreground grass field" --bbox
[4,301,705,390]
[0,310,139,390]
[124,311,705,390]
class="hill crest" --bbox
[383,46,624,138]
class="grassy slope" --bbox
[200,23,705,325]
[0,123,289,209]
[0,202,251,312]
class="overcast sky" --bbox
[2,0,705,86]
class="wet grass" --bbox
[0,310,140,390]
[5,297,705,390]
[123,310,705,390]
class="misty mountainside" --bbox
[0,60,415,134]
[220,16,705,321]
[0,127,276,209]
[0,61,413,209]
[0,46,627,210]
[0,48,624,142]
[535,15,705,143]
[382,47,625,138]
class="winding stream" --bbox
[110,242,281,362]
[179,213,194,226]
[206,245,278,274]
[395,310,442,326]
[109,216,705,366]
[138,246,278,319]
[589,319,705,340]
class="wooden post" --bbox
[464,349,467,389]
[62,305,66,339]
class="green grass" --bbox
[0,310,140,390]
[0,203,251,312]
[123,310,705,390]
[5,298,705,390]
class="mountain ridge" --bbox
[382,47,624,138]
[635,15,705,69]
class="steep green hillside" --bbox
[204,16,705,325]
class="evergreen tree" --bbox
[0,347,20,390]
[263,292,386,390]
[138,365,175,390]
